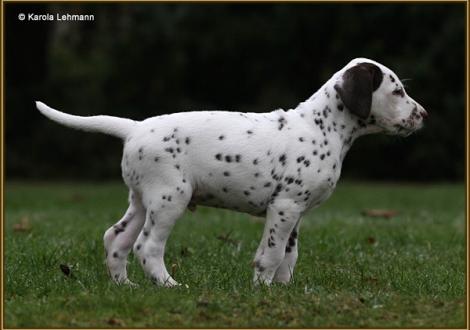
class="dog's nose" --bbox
[419,109,428,120]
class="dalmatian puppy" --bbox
[36,58,427,286]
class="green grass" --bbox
[4,181,466,328]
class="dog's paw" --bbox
[253,272,273,286]
[163,276,180,288]
[122,279,139,287]
[151,275,180,288]
[112,275,138,287]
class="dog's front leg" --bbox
[253,200,301,285]
[272,219,301,284]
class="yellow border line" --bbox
[465,2,470,329]
[1,0,468,2]
[1,0,4,328]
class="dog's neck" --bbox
[294,81,382,161]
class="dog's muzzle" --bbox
[395,106,428,136]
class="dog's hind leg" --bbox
[103,190,146,285]
[272,219,301,284]
[133,182,192,287]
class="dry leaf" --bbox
[363,276,379,284]
[107,318,124,326]
[171,263,178,277]
[180,246,194,257]
[366,236,376,244]
[361,209,399,219]
[13,216,31,232]
[59,264,71,277]
[216,231,239,246]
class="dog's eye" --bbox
[392,87,405,97]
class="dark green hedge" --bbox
[5,3,465,181]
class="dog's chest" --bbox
[275,139,342,210]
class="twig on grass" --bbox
[216,230,239,246]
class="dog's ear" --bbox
[334,62,383,119]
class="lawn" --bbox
[3,181,466,328]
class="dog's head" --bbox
[334,58,427,136]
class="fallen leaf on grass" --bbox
[433,300,445,308]
[168,308,182,314]
[197,310,214,321]
[170,263,178,277]
[216,231,239,246]
[366,236,376,244]
[139,307,152,316]
[361,209,399,219]
[59,264,87,290]
[13,216,31,232]
[59,264,71,277]
[364,276,379,284]
[107,318,125,326]
[180,246,194,257]
[197,298,210,307]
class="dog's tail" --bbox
[36,101,136,140]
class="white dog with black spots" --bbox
[36,58,427,286]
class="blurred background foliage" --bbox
[5,3,466,181]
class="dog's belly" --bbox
[190,194,268,216]
[189,177,274,216]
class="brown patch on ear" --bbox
[334,62,383,119]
